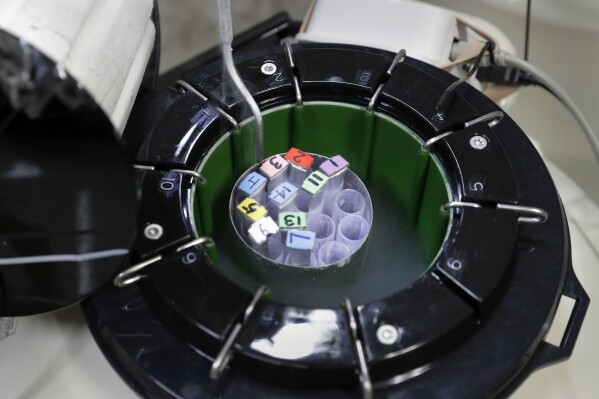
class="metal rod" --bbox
[497,203,548,223]
[217,0,264,161]
[441,201,483,211]
[133,164,155,171]
[176,79,240,130]
[283,40,303,106]
[367,84,384,112]
[134,164,206,184]
[463,110,504,128]
[436,42,493,110]
[344,298,373,399]
[367,48,406,112]
[176,79,209,102]
[422,111,504,151]
[292,75,303,106]
[214,105,241,131]
[386,49,406,76]
[210,285,269,380]
[441,201,548,224]
[176,236,214,252]
[283,40,296,69]
[113,255,162,288]
[422,130,455,151]
[113,236,215,288]
[210,323,242,380]
[170,169,206,184]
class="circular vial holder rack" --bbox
[230,151,373,268]
[85,42,589,399]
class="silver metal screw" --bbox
[470,135,488,150]
[261,62,277,75]
[376,324,399,345]
[144,224,163,240]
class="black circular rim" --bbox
[83,42,573,398]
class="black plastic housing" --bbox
[84,40,588,399]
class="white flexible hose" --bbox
[0,249,129,265]
[497,52,599,162]
[217,0,264,162]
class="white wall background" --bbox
[158,0,599,203]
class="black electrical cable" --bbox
[476,65,548,91]
[498,52,599,163]
[477,53,599,163]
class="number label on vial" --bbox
[278,212,307,229]
[237,197,268,222]
[319,155,349,177]
[284,147,314,170]
[302,170,329,195]
[285,230,315,251]
[269,182,298,207]
[238,172,267,196]
[259,154,289,179]
[248,216,279,245]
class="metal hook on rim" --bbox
[176,79,209,101]
[436,41,494,110]
[283,40,296,69]
[344,298,373,399]
[113,255,161,288]
[210,285,269,380]
[464,110,504,129]
[496,203,548,224]
[170,169,207,184]
[133,164,155,171]
[422,130,455,151]
[113,236,215,288]
[177,236,214,252]
[367,84,384,112]
[176,79,240,131]
[441,201,548,224]
[422,111,504,151]
[386,49,407,76]
[367,48,406,112]
[283,40,303,106]
[133,164,207,185]
[441,201,483,212]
